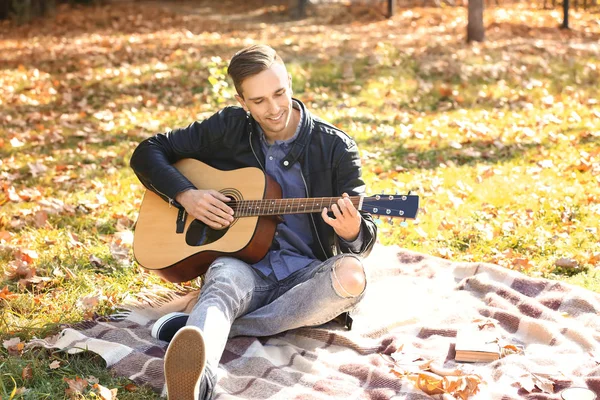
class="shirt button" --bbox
[283,160,289,166]
[269,156,274,161]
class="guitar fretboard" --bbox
[230,197,361,217]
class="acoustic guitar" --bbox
[133,159,420,282]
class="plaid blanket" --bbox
[30,244,600,399]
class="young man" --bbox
[130,44,377,400]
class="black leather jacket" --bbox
[130,99,377,261]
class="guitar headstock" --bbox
[360,194,419,219]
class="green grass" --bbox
[1,1,599,398]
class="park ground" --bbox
[0,0,599,398]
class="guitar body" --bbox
[133,159,280,282]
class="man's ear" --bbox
[235,94,248,112]
[288,73,293,94]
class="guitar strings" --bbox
[226,197,361,217]
[225,197,361,205]
[221,197,414,217]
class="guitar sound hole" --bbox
[185,220,229,246]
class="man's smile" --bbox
[268,112,284,121]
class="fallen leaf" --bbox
[439,84,453,97]
[474,319,496,330]
[3,337,25,356]
[555,257,578,268]
[415,372,447,395]
[390,366,409,378]
[34,210,49,228]
[437,247,454,259]
[7,186,21,202]
[109,242,130,260]
[500,343,524,357]
[123,383,138,392]
[22,365,33,380]
[28,161,48,178]
[454,375,482,399]
[49,360,61,369]
[532,373,554,394]
[67,232,84,247]
[5,260,35,279]
[64,376,89,398]
[17,249,39,263]
[0,286,18,300]
[513,257,534,272]
[0,231,13,241]
[17,187,42,202]
[3,337,21,350]
[89,255,104,268]
[78,295,100,311]
[18,275,52,289]
[10,137,25,148]
[93,383,118,400]
[517,373,536,392]
[39,197,69,214]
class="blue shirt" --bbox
[252,102,319,280]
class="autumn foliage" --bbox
[0,0,599,398]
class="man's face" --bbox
[236,62,294,141]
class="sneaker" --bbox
[151,312,189,342]
[164,326,206,400]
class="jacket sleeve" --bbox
[333,142,377,258]
[129,110,227,206]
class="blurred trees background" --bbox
[1,0,596,38]
[0,0,104,23]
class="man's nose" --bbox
[268,98,280,114]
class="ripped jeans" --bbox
[187,253,366,397]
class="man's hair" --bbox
[227,44,284,97]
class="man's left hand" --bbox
[321,193,362,242]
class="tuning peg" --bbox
[387,217,394,225]
[374,217,383,226]
[400,218,408,227]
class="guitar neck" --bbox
[230,196,362,217]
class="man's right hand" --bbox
[175,189,234,229]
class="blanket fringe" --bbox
[121,283,200,312]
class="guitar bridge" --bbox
[176,208,187,234]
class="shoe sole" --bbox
[151,312,188,340]
[164,326,206,400]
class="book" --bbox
[454,326,501,363]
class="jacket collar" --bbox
[279,98,312,170]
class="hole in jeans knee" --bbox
[331,256,366,298]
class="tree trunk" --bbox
[387,0,395,17]
[0,0,55,22]
[291,0,307,19]
[467,0,485,42]
[561,0,570,29]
